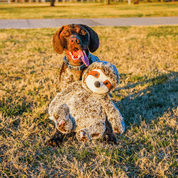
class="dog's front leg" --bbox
[46,129,64,147]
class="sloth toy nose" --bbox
[94,81,100,88]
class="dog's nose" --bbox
[70,37,79,45]
[94,81,100,88]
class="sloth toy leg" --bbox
[76,120,106,142]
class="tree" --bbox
[50,0,55,6]
[105,0,110,5]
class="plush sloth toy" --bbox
[48,61,125,143]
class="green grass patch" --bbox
[0,98,32,117]
[147,26,178,38]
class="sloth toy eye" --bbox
[88,71,100,78]
[104,80,112,90]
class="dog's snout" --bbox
[94,81,100,88]
[70,37,80,45]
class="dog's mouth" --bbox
[67,48,89,66]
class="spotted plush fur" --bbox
[49,61,125,142]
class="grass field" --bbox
[1,2,178,19]
[0,26,178,177]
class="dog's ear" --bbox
[80,25,99,52]
[53,26,65,54]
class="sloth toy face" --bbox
[82,61,120,95]
[85,69,113,94]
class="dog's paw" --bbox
[46,131,64,147]
[102,132,117,144]
[46,138,62,147]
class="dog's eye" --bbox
[104,80,112,90]
[80,30,86,35]
[64,31,70,37]
[88,71,100,78]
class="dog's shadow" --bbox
[113,71,178,128]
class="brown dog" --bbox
[53,24,100,91]
[47,24,99,147]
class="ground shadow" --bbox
[114,71,178,127]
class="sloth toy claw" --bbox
[48,61,125,145]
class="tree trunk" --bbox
[106,0,110,5]
[134,0,139,4]
[51,0,55,6]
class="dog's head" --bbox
[53,24,99,66]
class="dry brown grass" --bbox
[0,26,178,177]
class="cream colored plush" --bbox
[49,61,125,142]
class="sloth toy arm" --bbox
[101,95,125,134]
[49,81,81,117]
